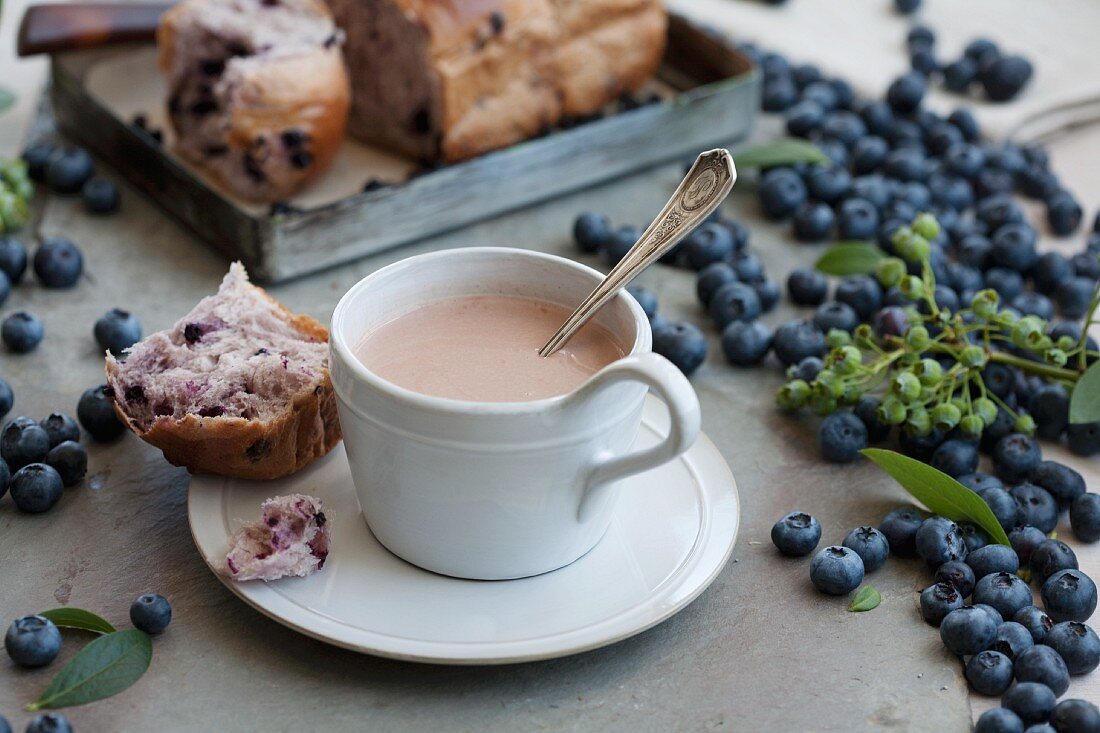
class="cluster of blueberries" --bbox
[907,27,1033,104]
[2,594,172,733]
[0,235,85,354]
[20,142,120,216]
[0,384,126,515]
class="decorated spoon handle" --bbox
[539,148,737,358]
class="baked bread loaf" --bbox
[325,0,667,163]
[157,0,350,202]
[106,263,341,480]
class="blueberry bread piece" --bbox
[326,0,667,163]
[106,263,341,479]
[226,494,331,581]
[157,0,350,202]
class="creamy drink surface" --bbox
[355,295,626,402]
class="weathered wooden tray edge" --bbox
[50,13,760,283]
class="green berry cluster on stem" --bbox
[0,157,32,233]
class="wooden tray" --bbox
[48,13,759,283]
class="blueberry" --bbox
[0,457,8,500]
[696,262,737,307]
[941,605,998,655]
[849,136,888,175]
[762,75,798,112]
[708,282,762,327]
[721,320,771,367]
[921,582,965,626]
[626,286,658,322]
[1029,252,1073,294]
[985,269,1024,301]
[0,236,27,284]
[1072,251,1100,280]
[1041,569,1098,624]
[976,708,1025,733]
[573,212,613,253]
[1056,277,1095,319]
[758,169,807,220]
[977,487,1019,531]
[1014,645,1070,696]
[1003,682,1057,726]
[906,24,935,51]
[1044,191,1083,237]
[936,560,977,598]
[840,526,889,572]
[812,301,859,334]
[820,111,867,148]
[2,311,44,353]
[805,165,852,204]
[730,252,765,282]
[961,523,992,553]
[772,320,826,366]
[77,384,126,442]
[981,55,1033,102]
[944,58,979,93]
[1012,292,1054,320]
[1070,493,1100,542]
[9,463,64,513]
[785,100,825,137]
[39,413,80,448]
[82,176,120,214]
[832,276,881,320]
[791,202,835,242]
[45,147,94,193]
[801,81,840,111]
[787,267,827,303]
[975,572,1034,621]
[969,544,1022,580]
[791,63,823,89]
[959,472,1005,493]
[1020,166,1062,200]
[930,439,979,478]
[879,507,925,558]
[1050,699,1100,733]
[715,217,750,253]
[967,650,1015,696]
[789,356,824,383]
[1,419,50,470]
[818,412,868,463]
[886,71,926,113]
[1029,461,1084,507]
[1066,421,1100,457]
[4,615,61,667]
[33,237,83,288]
[994,434,1042,484]
[809,545,865,595]
[959,234,993,269]
[993,621,1035,661]
[898,427,946,462]
[1011,483,1059,534]
[910,47,938,76]
[854,396,891,443]
[770,511,821,557]
[21,140,57,182]
[916,516,968,566]
[894,0,920,13]
[130,592,172,634]
[1014,606,1055,644]
[25,714,73,733]
[977,193,1025,230]
[1030,538,1078,585]
[991,224,1039,273]
[749,277,780,313]
[872,306,910,338]
[45,441,87,487]
[682,223,735,270]
[604,226,640,266]
[1045,621,1100,675]
[882,148,926,183]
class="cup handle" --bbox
[575,352,702,522]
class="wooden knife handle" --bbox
[17,3,173,57]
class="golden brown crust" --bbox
[107,282,342,481]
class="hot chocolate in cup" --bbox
[330,247,701,580]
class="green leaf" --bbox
[27,630,151,711]
[38,608,116,636]
[732,138,828,169]
[862,448,1011,547]
[1069,360,1100,424]
[815,242,887,276]
[848,585,881,612]
[0,88,14,115]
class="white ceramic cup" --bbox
[329,247,701,580]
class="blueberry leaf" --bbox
[862,448,1011,547]
[26,629,151,711]
[814,242,886,276]
[1068,360,1100,424]
[848,585,881,612]
[732,138,829,169]
[38,608,116,635]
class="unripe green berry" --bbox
[876,257,907,288]
[853,324,875,348]
[839,383,863,405]
[809,391,837,416]
[899,275,924,300]
[914,358,942,385]
[959,414,984,439]
[777,380,810,410]
[912,212,940,241]
[832,345,862,374]
[931,403,961,431]
[973,398,997,426]
[879,398,907,425]
[905,407,931,436]
[891,225,914,249]
[1044,348,1068,366]
[1011,318,1042,348]
[1055,335,1077,351]
[1015,414,1036,436]
[959,345,986,368]
[892,371,922,401]
[905,326,930,350]
[970,289,999,319]
[826,329,852,349]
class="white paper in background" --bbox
[668,0,1100,143]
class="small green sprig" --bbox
[778,213,1100,439]
[0,157,33,233]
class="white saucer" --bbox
[187,396,740,665]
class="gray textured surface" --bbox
[0,127,973,732]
